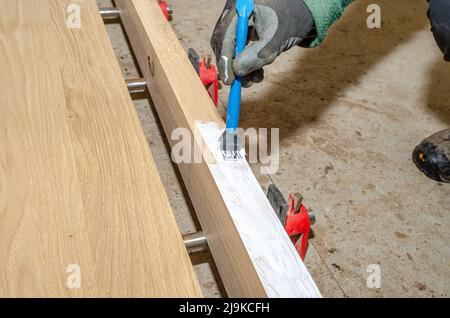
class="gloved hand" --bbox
[211,0,316,87]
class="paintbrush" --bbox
[219,0,254,161]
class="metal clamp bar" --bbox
[100,4,173,21]
[99,7,120,19]
[183,231,208,254]
[126,78,148,94]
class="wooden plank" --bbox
[0,0,201,297]
[116,0,321,297]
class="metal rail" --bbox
[99,7,120,19]
[126,78,148,95]
[183,232,208,254]
[99,5,173,20]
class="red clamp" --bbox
[285,193,314,260]
[199,56,219,106]
[267,185,315,260]
[158,1,173,21]
[188,49,219,107]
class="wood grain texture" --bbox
[0,0,201,297]
[116,0,320,297]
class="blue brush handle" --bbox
[225,0,254,133]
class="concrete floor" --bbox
[99,0,449,297]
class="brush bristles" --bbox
[221,150,244,161]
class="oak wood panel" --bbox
[116,0,320,297]
[0,0,201,297]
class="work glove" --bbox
[211,0,316,87]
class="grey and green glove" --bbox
[211,0,316,87]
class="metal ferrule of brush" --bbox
[220,129,244,161]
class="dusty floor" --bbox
[98,0,449,297]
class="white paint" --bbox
[197,122,321,298]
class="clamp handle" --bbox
[286,194,311,261]
[225,0,254,133]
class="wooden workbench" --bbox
[0,0,201,297]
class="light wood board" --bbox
[116,0,321,297]
[0,0,201,297]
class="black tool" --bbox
[413,128,450,183]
